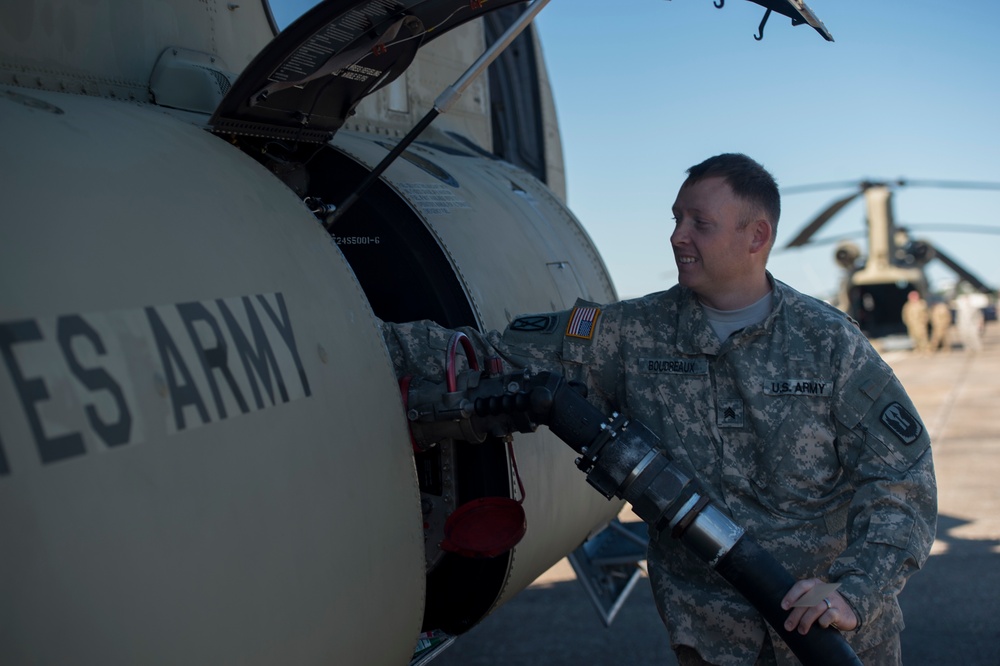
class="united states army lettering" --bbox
[763,379,831,396]
[0,292,310,476]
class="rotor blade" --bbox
[904,223,1000,236]
[780,181,867,195]
[772,230,866,253]
[929,244,994,292]
[783,190,864,248]
[784,178,1000,195]
[897,179,1000,191]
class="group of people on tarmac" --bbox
[901,289,987,354]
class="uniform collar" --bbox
[675,273,786,356]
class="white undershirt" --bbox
[701,291,774,341]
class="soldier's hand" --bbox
[780,578,859,634]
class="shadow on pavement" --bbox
[899,513,1000,665]
[433,570,675,666]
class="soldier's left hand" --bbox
[780,578,859,634]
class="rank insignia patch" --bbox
[509,315,556,333]
[565,306,601,340]
[880,402,923,445]
[717,399,744,428]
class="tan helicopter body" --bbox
[836,185,928,337]
[785,181,996,338]
[0,1,833,663]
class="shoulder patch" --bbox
[509,315,557,333]
[565,306,600,340]
[880,402,923,445]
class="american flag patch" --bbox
[565,306,601,340]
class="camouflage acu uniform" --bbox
[382,275,937,666]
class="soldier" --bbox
[901,290,931,353]
[954,292,985,353]
[382,154,937,665]
[929,299,953,352]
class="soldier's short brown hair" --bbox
[684,153,781,237]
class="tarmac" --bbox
[434,322,1000,665]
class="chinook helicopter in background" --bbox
[781,179,1000,339]
[0,1,833,665]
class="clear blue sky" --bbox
[271,1,1000,301]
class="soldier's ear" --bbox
[748,218,772,255]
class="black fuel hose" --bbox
[716,536,862,665]
[530,373,863,666]
[417,369,863,665]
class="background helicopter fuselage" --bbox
[784,181,997,339]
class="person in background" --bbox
[382,154,937,665]
[954,292,984,353]
[929,299,953,352]
[901,290,930,353]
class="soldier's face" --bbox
[670,177,756,307]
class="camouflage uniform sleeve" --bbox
[828,334,938,631]
[494,300,623,415]
[379,299,624,415]
[379,318,480,384]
